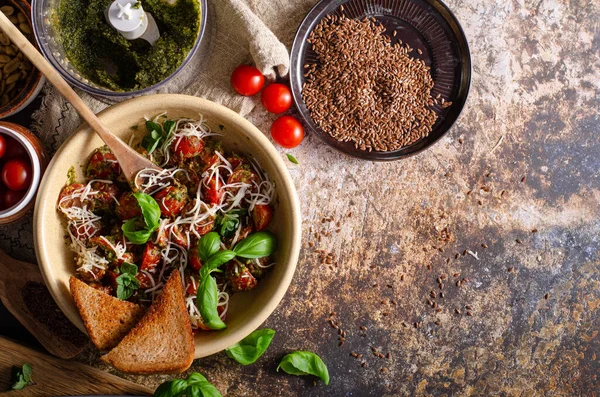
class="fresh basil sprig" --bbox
[122,193,160,244]
[153,372,222,397]
[11,363,33,390]
[225,328,275,365]
[197,270,226,330]
[277,351,330,385]
[142,119,176,154]
[233,231,277,259]
[197,232,222,262]
[116,262,140,300]
[215,209,246,238]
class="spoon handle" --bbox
[0,12,160,181]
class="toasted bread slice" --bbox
[69,276,145,351]
[101,271,195,374]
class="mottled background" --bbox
[2,0,600,395]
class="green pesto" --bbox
[54,0,200,91]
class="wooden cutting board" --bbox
[0,337,152,396]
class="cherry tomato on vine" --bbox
[0,135,6,159]
[231,65,265,96]
[2,158,32,191]
[261,83,292,114]
[3,189,25,208]
[271,116,304,149]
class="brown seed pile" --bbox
[303,15,438,152]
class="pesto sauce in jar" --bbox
[54,0,200,91]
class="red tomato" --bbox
[4,136,27,160]
[202,178,222,205]
[86,146,120,180]
[154,185,188,218]
[0,135,6,159]
[172,136,205,160]
[231,65,265,96]
[261,84,292,114]
[188,248,202,271]
[116,191,142,220]
[140,242,161,272]
[252,204,274,231]
[271,116,305,148]
[136,272,154,289]
[2,158,32,191]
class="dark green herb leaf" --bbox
[277,351,329,385]
[122,218,154,245]
[134,192,161,230]
[216,209,246,238]
[116,263,140,300]
[153,379,188,397]
[197,232,222,262]
[226,328,275,365]
[286,154,299,164]
[197,274,226,330]
[11,363,33,390]
[146,120,163,135]
[205,250,236,271]
[163,120,176,139]
[233,232,277,259]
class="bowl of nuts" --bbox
[0,0,45,119]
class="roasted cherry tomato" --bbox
[86,146,120,180]
[182,201,215,238]
[58,183,85,209]
[136,272,154,289]
[261,83,292,114]
[69,220,103,240]
[140,242,161,272]
[4,136,27,160]
[116,191,142,220]
[227,152,245,170]
[231,65,264,96]
[0,135,6,159]
[271,116,304,148]
[169,224,189,248]
[252,204,273,231]
[202,177,223,205]
[172,136,205,160]
[77,265,105,282]
[89,181,120,213]
[227,164,260,187]
[188,248,202,271]
[154,185,188,218]
[2,158,32,191]
[226,263,258,292]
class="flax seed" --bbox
[481,243,488,248]
[516,239,522,244]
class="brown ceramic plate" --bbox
[33,94,302,358]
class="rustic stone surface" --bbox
[3,0,600,395]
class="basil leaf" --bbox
[225,328,275,365]
[146,120,163,135]
[186,373,208,384]
[206,250,236,271]
[197,232,222,262]
[116,264,140,300]
[197,274,226,330]
[196,382,222,397]
[122,218,154,244]
[153,379,188,397]
[286,154,299,164]
[277,351,330,385]
[233,232,277,259]
[133,192,161,230]
[11,364,33,390]
[163,120,176,139]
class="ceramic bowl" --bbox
[0,122,47,225]
[33,94,301,358]
[0,0,45,119]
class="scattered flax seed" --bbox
[455,308,461,315]
[477,200,483,206]
[417,48,423,54]
[309,241,315,247]
[393,30,397,36]
[340,4,344,11]
[360,325,367,331]
[357,354,363,359]
[386,353,391,359]
[373,283,379,287]
[465,305,472,310]
[435,308,442,313]
[481,186,490,192]
[413,322,419,329]
[532,228,538,233]
[516,239,522,244]
[459,137,464,144]
[426,264,432,270]
[383,312,389,317]
[440,292,445,298]
[339,341,345,347]
[456,280,462,287]
[380,300,387,305]
[481,243,488,249]
[381,367,389,373]
[437,277,442,284]
[467,311,473,317]
[370,265,377,269]
[386,284,393,289]
[402,322,408,328]
[544,293,549,300]
[430,290,437,298]
[455,253,460,259]
[400,274,405,281]
[391,299,397,305]
[438,247,445,253]
[453,273,460,278]
[508,267,515,273]
[361,362,367,367]
[521,176,527,183]
[351,352,357,357]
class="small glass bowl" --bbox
[31,0,208,100]
[289,0,472,161]
[0,122,48,225]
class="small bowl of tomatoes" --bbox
[0,122,47,224]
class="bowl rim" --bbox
[33,94,302,358]
[289,0,472,161]
[0,124,42,218]
[31,0,208,99]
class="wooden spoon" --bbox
[0,249,89,359]
[0,12,160,183]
